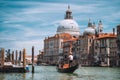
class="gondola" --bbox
[57,63,79,73]
[57,52,79,73]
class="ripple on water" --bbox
[0,66,120,80]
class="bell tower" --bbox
[92,22,96,29]
[98,20,103,34]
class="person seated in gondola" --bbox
[64,55,68,63]
[57,58,64,69]
[68,53,73,67]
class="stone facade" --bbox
[116,25,120,66]
[63,37,78,56]
[72,35,95,66]
[43,33,73,65]
[96,33,117,66]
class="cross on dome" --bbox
[68,5,70,10]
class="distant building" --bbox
[37,51,44,65]
[26,55,37,65]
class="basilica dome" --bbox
[57,19,80,36]
[56,6,80,36]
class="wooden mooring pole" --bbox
[32,46,34,73]
[16,50,18,65]
[23,48,26,68]
[19,51,21,66]
[12,51,14,64]
[1,48,4,67]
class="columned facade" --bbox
[43,33,72,65]
[73,35,95,66]
[97,33,117,67]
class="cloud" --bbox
[0,0,120,54]
[13,40,44,54]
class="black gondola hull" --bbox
[57,64,79,73]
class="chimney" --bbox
[113,28,115,35]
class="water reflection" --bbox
[32,73,34,80]
[0,73,4,80]
[0,73,26,80]
[0,66,120,80]
[59,75,73,80]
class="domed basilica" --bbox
[43,6,104,65]
[56,6,103,37]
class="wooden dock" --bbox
[0,67,27,73]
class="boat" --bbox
[0,62,29,73]
[57,63,79,73]
[56,54,79,73]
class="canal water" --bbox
[0,66,120,80]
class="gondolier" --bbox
[68,53,73,67]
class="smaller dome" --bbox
[84,27,95,35]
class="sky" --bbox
[0,0,120,55]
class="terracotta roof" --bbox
[97,33,116,39]
[45,33,72,40]
[63,37,78,42]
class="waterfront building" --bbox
[96,33,117,66]
[116,24,120,66]
[73,35,95,66]
[72,20,100,66]
[44,33,73,65]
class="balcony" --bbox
[63,44,70,47]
